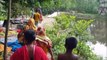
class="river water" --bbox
[89,16,107,60]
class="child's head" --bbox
[65,37,78,50]
[35,7,42,14]
[35,8,40,12]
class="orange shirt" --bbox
[34,12,40,22]
[25,18,36,31]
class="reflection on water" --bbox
[90,16,107,45]
[90,16,107,60]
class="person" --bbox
[25,18,37,31]
[18,17,37,43]
[38,7,43,22]
[34,27,54,60]
[10,29,48,60]
[33,8,43,26]
[58,37,78,60]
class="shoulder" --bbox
[35,46,45,53]
[35,46,42,50]
[34,46,48,60]
[10,46,25,60]
[58,53,65,57]
[58,53,65,60]
[14,46,25,54]
[73,54,79,60]
[34,12,40,15]
[17,46,25,51]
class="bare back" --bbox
[58,53,78,60]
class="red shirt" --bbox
[10,45,48,60]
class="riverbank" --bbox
[45,12,107,60]
[0,12,107,60]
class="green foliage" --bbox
[41,0,55,14]
[46,14,100,60]
[55,14,73,29]
[46,24,66,59]
[0,16,6,20]
[35,1,41,8]
[76,41,101,60]
[2,0,100,17]
[75,0,99,14]
[0,0,6,20]
[11,0,32,17]
[40,0,99,14]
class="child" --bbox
[58,37,78,60]
[33,8,43,26]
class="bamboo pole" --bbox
[3,0,11,60]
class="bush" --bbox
[46,14,100,60]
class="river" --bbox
[89,16,107,60]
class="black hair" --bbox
[24,29,36,44]
[65,37,78,50]
[35,8,40,12]
[35,7,42,14]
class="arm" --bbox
[33,14,35,20]
[57,54,61,60]
[48,48,54,60]
[75,55,79,60]
[40,15,43,22]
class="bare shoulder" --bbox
[58,53,79,60]
[73,54,79,60]
[58,54,65,60]
[58,53,64,58]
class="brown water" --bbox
[90,16,107,45]
[89,16,107,60]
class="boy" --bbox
[58,37,78,60]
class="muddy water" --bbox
[90,16,107,60]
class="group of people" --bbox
[10,8,78,60]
